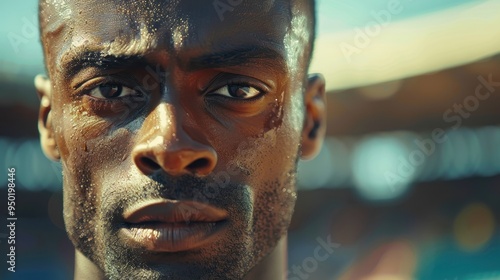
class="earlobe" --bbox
[300,73,326,160]
[35,74,60,161]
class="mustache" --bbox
[152,172,233,201]
[104,170,251,221]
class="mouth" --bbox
[119,199,228,253]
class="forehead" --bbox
[41,0,309,72]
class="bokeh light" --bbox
[338,240,418,280]
[454,203,496,252]
[351,134,413,200]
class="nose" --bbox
[132,104,217,177]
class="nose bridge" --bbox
[145,102,197,152]
[132,101,217,177]
[153,101,178,142]
[134,101,177,148]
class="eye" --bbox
[88,84,138,99]
[211,84,262,99]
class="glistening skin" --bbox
[36,0,326,279]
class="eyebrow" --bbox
[61,51,148,78]
[60,45,288,78]
[184,46,287,73]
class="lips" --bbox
[120,199,228,252]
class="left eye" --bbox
[211,85,262,99]
[88,84,138,99]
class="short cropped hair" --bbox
[38,0,317,70]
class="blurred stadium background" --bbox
[1,0,500,279]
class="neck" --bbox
[244,236,288,280]
[74,236,288,280]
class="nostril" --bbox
[140,157,161,171]
[186,158,210,173]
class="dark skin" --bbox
[36,0,326,279]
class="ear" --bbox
[35,74,60,161]
[300,74,326,160]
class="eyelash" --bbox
[205,79,269,103]
[79,77,139,96]
[77,76,269,106]
[74,80,148,119]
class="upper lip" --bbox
[123,199,228,224]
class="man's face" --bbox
[38,0,322,279]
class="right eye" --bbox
[88,84,138,99]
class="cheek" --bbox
[56,104,134,226]
[57,100,135,174]
[207,89,303,189]
[223,103,302,188]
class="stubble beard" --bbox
[65,147,300,280]
[99,173,297,280]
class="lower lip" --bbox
[120,221,227,252]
